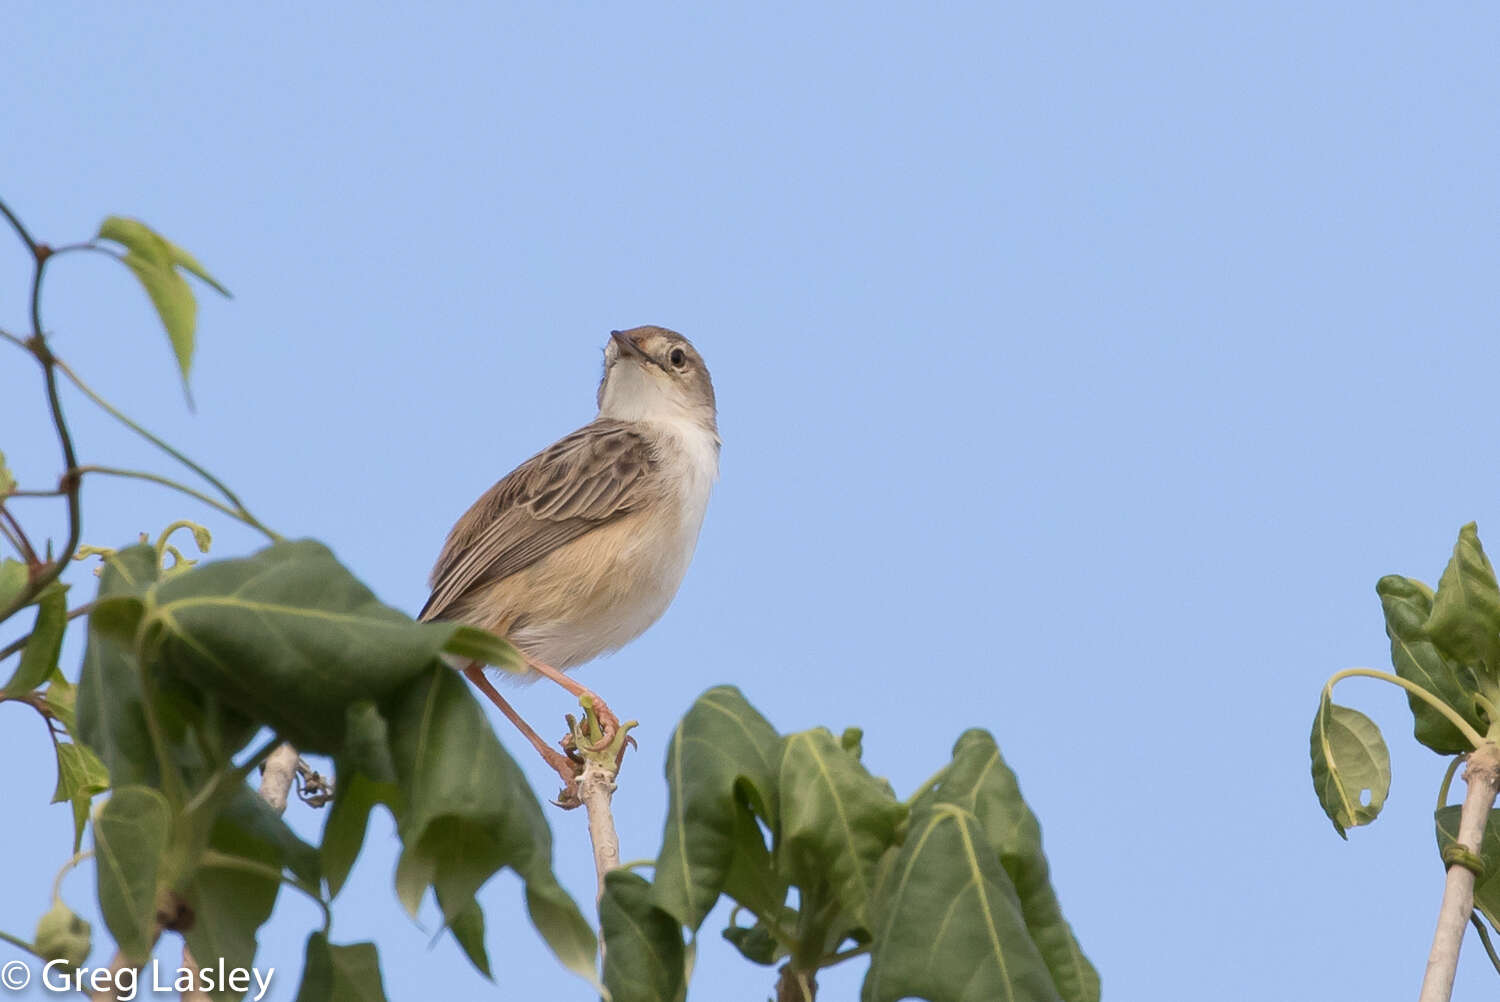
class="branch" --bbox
[1420,741,1500,1002]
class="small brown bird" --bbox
[420,326,719,790]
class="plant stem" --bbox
[1326,668,1487,751]
[1419,742,1500,1002]
[579,758,622,907]
[0,507,38,565]
[75,465,247,527]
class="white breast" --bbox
[511,415,719,669]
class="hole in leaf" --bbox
[1359,788,1372,807]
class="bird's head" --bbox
[597,326,717,432]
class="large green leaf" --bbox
[601,870,687,1002]
[94,786,172,964]
[138,540,520,754]
[651,685,782,930]
[4,584,67,695]
[97,216,231,389]
[293,934,388,1002]
[863,802,1060,1002]
[1424,523,1500,682]
[1309,694,1390,838]
[1379,575,1485,753]
[76,546,161,787]
[778,727,905,930]
[386,665,596,984]
[183,815,283,1001]
[914,731,1098,1002]
[1435,804,1500,933]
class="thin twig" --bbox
[74,465,249,527]
[0,506,39,565]
[52,358,280,542]
[0,197,38,254]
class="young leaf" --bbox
[0,558,26,611]
[0,449,14,497]
[1424,523,1500,681]
[293,934,388,1002]
[651,685,782,931]
[1378,574,1485,754]
[4,584,67,695]
[921,730,1098,1002]
[45,670,78,733]
[863,802,1060,1002]
[1309,694,1390,838]
[52,741,110,854]
[778,727,906,929]
[93,786,172,964]
[601,870,688,1002]
[385,665,597,985]
[96,216,231,390]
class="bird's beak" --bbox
[610,329,664,370]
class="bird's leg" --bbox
[462,664,584,808]
[520,653,622,753]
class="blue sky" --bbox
[2,3,1498,999]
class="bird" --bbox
[419,326,719,798]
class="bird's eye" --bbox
[669,347,687,368]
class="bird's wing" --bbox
[419,419,657,622]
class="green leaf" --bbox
[1425,523,1500,681]
[183,817,283,1001]
[323,770,396,899]
[52,741,110,854]
[1436,804,1500,932]
[323,702,399,898]
[93,786,171,964]
[45,670,78,733]
[33,898,91,971]
[441,624,527,674]
[139,540,504,754]
[1309,694,1390,838]
[444,901,491,980]
[921,730,1098,1002]
[0,449,14,497]
[76,546,160,788]
[293,934,388,1002]
[97,216,231,389]
[217,783,321,886]
[0,558,25,611]
[722,914,785,966]
[778,727,906,929]
[386,665,596,985]
[1379,575,1486,754]
[651,685,782,930]
[863,802,1060,1002]
[601,870,687,1002]
[5,584,67,695]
